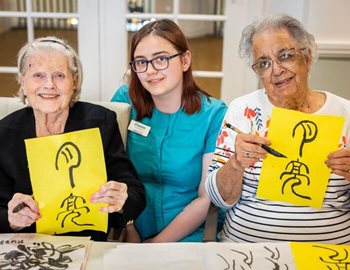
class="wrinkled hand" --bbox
[8,193,40,231]
[90,181,128,213]
[326,148,350,181]
[233,133,269,168]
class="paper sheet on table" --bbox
[291,242,350,269]
[0,233,91,270]
[257,107,344,208]
[25,128,108,235]
[103,242,295,270]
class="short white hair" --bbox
[16,36,83,105]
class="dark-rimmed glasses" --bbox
[252,48,307,77]
[130,52,183,73]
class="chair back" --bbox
[0,97,131,147]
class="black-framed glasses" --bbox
[129,52,183,73]
[252,48,307,77]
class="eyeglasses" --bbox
[252,48,307,77]
[129,52,183,73]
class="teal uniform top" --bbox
[112,84,227,242]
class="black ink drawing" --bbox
[215,253,231,270]
[0,240,24,245]
[313,245,350,269]
[216,249,253,270]
[264,246,289,270]
[55,142,94,229]
[280,159,311,200]
[292,120,318,158]
[279,120,318,201]
[55,142,81,188]
[0,241,84,270]
[56,193,93,228]
[216,246,288,270]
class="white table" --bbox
[86,241,119,269]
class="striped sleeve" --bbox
[205,169,235,209]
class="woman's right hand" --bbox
[234,133,269,168]
[8,193,41,231]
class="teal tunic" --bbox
[111,84,227,242]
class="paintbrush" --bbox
[12,202,27,213]
[12,194,34,213]
[224,121,287,158]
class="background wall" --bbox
[304,0,350,100]
[0,0,349,102]
[310,59,350,99]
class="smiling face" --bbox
[20,51,76,116]
[252,28,312,108]
[134,34,190,103]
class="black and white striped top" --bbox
[206,90,350,244]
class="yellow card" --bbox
[257,107,344,208]
[291,242,350,269]
[25,128,108,235]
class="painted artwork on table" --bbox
[257,107,344,208]
[0,234,90,270]
[291,242,350,270]
[103,242,295,270]
[103,241,350,269]
[25,128,108,235]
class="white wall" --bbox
[310,58,350,99]
[306,0,350,42]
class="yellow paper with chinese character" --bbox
[291,242,350,269]
[25,128,108,235]
[257,107,344,208]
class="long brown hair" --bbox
[129,19,210,120]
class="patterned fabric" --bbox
[206,89,350,244]
[112,84,227,242]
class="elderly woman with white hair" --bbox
[206,14,350,244]
[0,37,145,241]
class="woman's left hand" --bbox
[326,148,350,181]
[90,181,128,213]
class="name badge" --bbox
[128,120,151,137]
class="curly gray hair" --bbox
[16,36,83,105]
[239,14,318,65]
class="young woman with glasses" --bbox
[111,19,227,242]
[206,14,350,244]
